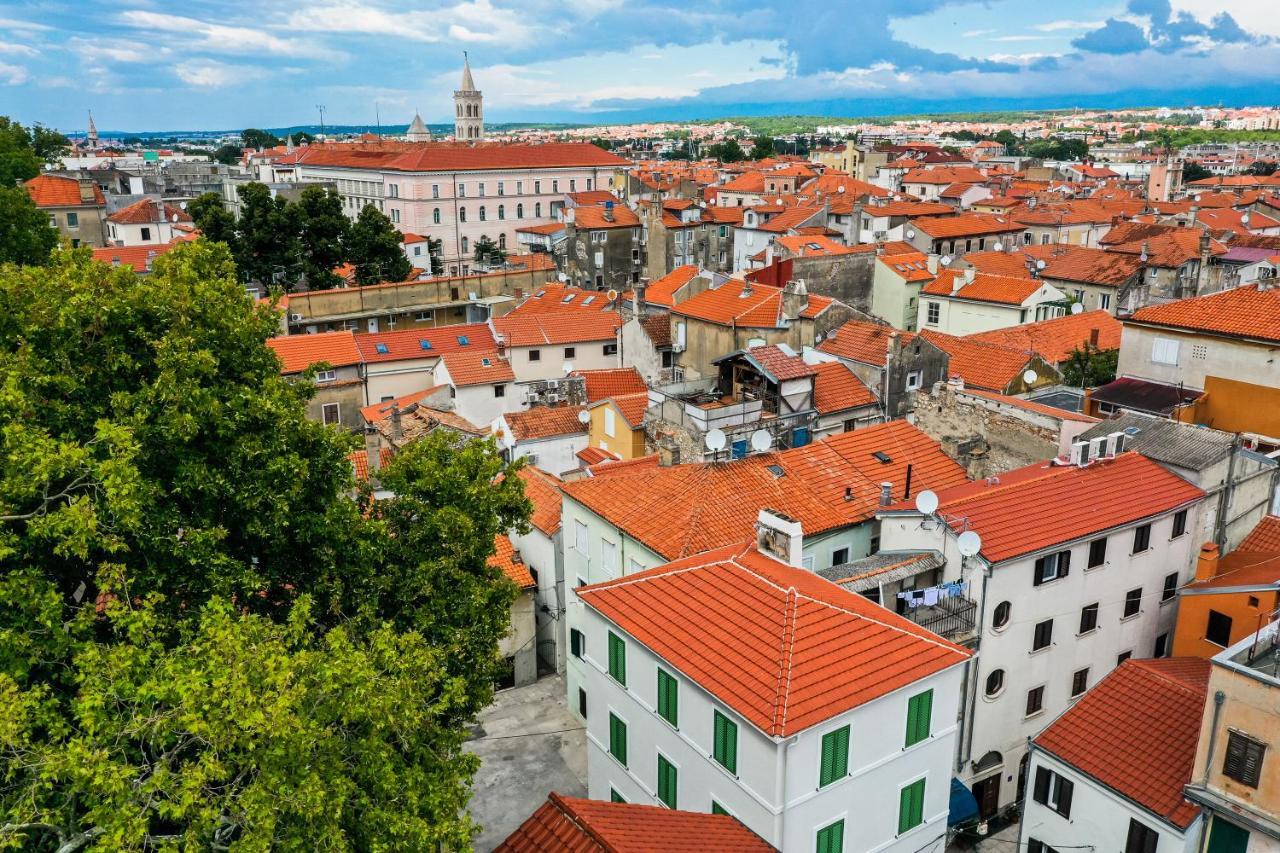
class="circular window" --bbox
[985,669,1006,698]
[992,601,1011,631]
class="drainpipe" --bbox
[959,557,990,770]
[774,734,798,846]
[1201,690,1226,787]
[1216,434,1241,550]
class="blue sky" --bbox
[2,0,1277,132]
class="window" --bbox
[926,301,941,324]
[608,713,627,765]
[1033,767,1074,818]
[1154,632,1169,658]
[535,202,542,217]
[1071,668,1088,697]
[1033,550,1071,585]
[898,779,925,834]
[1026,686,1045,716]
[991,601,1012,630]
[1027,839,1060,853]
[321,403,340,425]
[1079,603,1099,634]
[1206,609,1233,647]
[552,180,559,193]
[1088,538,1107,568]
[603,342,618,356]
[497,181,504,196]
[985,669,1005,697]
[1032,619,1054,651]
[819,725,850,787]
[478,183,485,197]
[390,208,401,224]
[494,384,505,398]
[140,227,151,241]
[528,349,541,362]
[570,628,583,659]
[607,632,626,685]
[712,711,737,774]
[657,669,678,727]
[1123,587,1142,619]
[569,179,576,191]
[1117,650,1133,665]
[711,801,728,816]
[516,203,523,218]
[315,369,336,383]
[906,370,923,391]
[906,689,933,747]
[431,184,439,199]
[534,180,541,194]
[574,519,588,553]
[1125,818,1159,853]
[657,754,677,808]
[579,688,587,718]
[1133,524,1151,553]
[831,547,849,566]
[1223,731,1265,787]
[817,819,845,853]
[432,208,441,224]
[603,407,616,438]
[610,788,624,803]
[479,206,486,222]
[1151,337,1180,365]
[1100,293,1111,310]
[65,212,78,227]
[1162,572,1179,602]
[1172,509,1188,537]
[459,208,467,223]
[563,346,576,359]
[498,204,505,220]
[458,183,465,197]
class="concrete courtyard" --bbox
[465,674,587,852]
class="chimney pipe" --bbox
[390,403,403,442]
[879,481,893,506]
[1195,542,1220,582]
[904,463,914,500]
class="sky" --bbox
[2,0,1278,132]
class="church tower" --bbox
[86,111,99,147]
[453,52,483,141]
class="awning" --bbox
[948,777,980,827]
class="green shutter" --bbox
[610,788,625,803]
[713,711,738,774]
[609,713,627,766]
[819,726,850,787]
[817,819,845,853]
[657,754,677,809]
[608,632,626,685]
[906,690,933,747]
[658,669,678,726]
[898,779,925,834]
[711,801,728,816]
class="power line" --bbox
[472,724,585,742]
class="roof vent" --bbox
[879,481,893,506]
[766,464,784,478]
[872,451,892,464]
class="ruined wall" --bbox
[911,384,1061,478]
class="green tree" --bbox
[240,127,280,150]
[0,242,530,848]
[472,235,506,266]
[235,182,301,287]
[0,117,42,187]
[0,185,58,266]
[31,125,71,163]
[1247,160,1278,177]
[293,185,351,289]
[211,143,243,166]
[749,135,776,159]
[1182,161,1212,183]
[1061,342,1118,388]
[589,137,614,150]
[347,204,411,285]
[428,237,445,275]
[706,138,746,163]
[187,191,238,247]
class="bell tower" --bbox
[453,52,483,141]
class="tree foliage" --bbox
[211,144,243,166]
[0,242,530,849]
[239,128,280,150]
[348,204,411,286]
[706,138,746,163]
[1181,161,1212,183]
[0,186,59,266]
[0,117,43,187]
[1061,342,1118,388]
[749,135,775,160]
[235,183,301,288]
[295,185,351,289]
[187,192,238,247]
[472,235,506,266]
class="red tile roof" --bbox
[863,201,955,218]
[1034,658,1210,830]
[489,534,535,589]
[266,331,362,373]
[644,266,700,308]
[517,466,563,535]
[508,284,618,316]
[570,367,647,401]
[359,386,445,424]
[917,330,1043,393]
[106,197,192,225]
[878,251,935,282]
[495,792,776,852]
[911,213,1026,239]
[355,323,496,362]
[921,270,1048,306]
[567,190,621,206]
[593,392,649,428]
[576,446,620,467]
[893,452,1205,563]
[1239,515,1280,553]
[441,350,515,386]
[505,405,588,441]
[493,312,621,346]
[753,205,824,234]
[572,203,641,230]
[672,280,833,328]
[347,448,393,481]
[968,310,1122,363]
[639,313,672,348]
[742,344,817,380]
[562,420,967,561]
[1128,284,1280,344]
[24,174,105,207]
[770,234,869,258]
[902,166,988,185]
[90,240,185,272]
[818,319,916,365]
[296,141,628,173]
[812,361,878,414]
[579,544,970,737]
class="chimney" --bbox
[926,254,940,274]
[1089,327,1100,347]
[1188,204,1199,225]
[364,427,383,475]
[740,278,753,298]
[144,250,156,272]
[389,403,403,443]
[781,279,809,319]
[765,243,774,266]
[633,278,647,316]
[77,177,96,204]
[879,481,893,506]
[1195,542,1220,582]
[951,273,964,295]
[756,508,804,568]
[964,267,975,284]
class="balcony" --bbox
[903,596,977,642]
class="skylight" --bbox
[375,343,389,354]
[457,336,469,345]
[561,294,575,303]
[419,340,433,350]
[872,451,893,464]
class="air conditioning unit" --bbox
[547,379,560,391]
[523,453,538,465]
[289,313,303,323]
[547,393,561,404]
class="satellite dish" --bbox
[1023,369,1038,384]
[837,185,846,193]
[957,530,982,557]
[606,289,619,302]
[940,255,952,266]
[577,410,591,424]
[914,489,939,515]
[750,429,773,453]
[993,241,1004,252]
[562,362,575,374]
[1071,302,1084,315]
[906,229,916,239]
[705,428,727,452]
[1242,212,1252,225]
[1035,259,1046,270]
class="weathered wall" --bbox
[911,384,1061,478]
[786,253,878,314]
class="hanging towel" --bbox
[923,587,940,607]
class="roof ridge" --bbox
[1129,659,1209,697]
[546,793,612,852]
[771,587,799,735]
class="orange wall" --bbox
[1174,375,1280,439]
[1173,590,1280,658]
[588,403,646,459]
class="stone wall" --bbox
[910,383,1062,478]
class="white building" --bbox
[490,313,622,386]
[431,349,522,427]
[916,269,1067,336]
[568,522,972,852]
[105,197,193,247]
[876,444,1209,818]
[494,405,588,477]
[509,466,568,673]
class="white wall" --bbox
[508,341,620,383]
[1118,324,1280,392]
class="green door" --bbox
[1207,816,1250,853]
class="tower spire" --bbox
[87,110,98,146]
[460,51,476,92]
[453,53,483,141]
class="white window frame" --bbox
[1151,337,1180,366]
[906,370,923,391]
[315,369,337,383]
[574,519,589,555]
[604,406,616,437]
[321,402,341,425]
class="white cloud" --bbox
[287,0,525,46]
[70,38,156,63]
[990,34,1052,42]
[0,61,28,84]
[1034,20,1105,32]
[286,4,439,42]
[174,59,260,88]
[120,10,329,58]
[0,17,51,32]
[0,41,37,57]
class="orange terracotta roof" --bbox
[921,270,1048,305]
[738,344,817,380]
[562,420,967,561]
[441,350,515,386]
[812,361,877,413]
[505,405,588,441]
[1105,225,1227,268]
[894,452,1205,563]
[961,251,1034,279]
[489,534,535,589]
[671,280,833,328]
[639,313,672,348]
[568,190,620,206]
[818,319,916,366]
[360,386,445,424]
[912,213,1025,239]
[517,466,563,535]
[579,544,970,737]
[355,323,496,362]
[107,197,192,225]
[586,453,661,477]
[1128,284,1280,344]
[90,240,184,272]
[968,310,1122,362]
[296,141,627,173]
[717,171,766,193]
[24,174,105,207]
[608,392,649,427]
[753,205,824,234]
[863,200,955,218]
[266,331,362,373]
[1239,515,1280,553]
[570,367,647,401]
[347,448,393,481]
[878,251,935,282]
[771,234,869,258]
[644,265,700,308]
[918,330,1046,393]
[902,166,988,185]
[493,312,621,346]
[1034,658,1210,830]
[572,203,641,230]
[576,446,620,467]
[495,792,775,852]
[508,284,618,316]
[960,388,1098,424]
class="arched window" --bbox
[479,206,486,222]
[498,204,505,220]
[499,233,506,249]
[535,202,542,218]
[432,208,441,225]
[461,236,469,254]
[984,669,1005,698]
[516,203,524,219]
[992,601,1011,630]
[459,207,467,223]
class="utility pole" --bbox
[316,104,327,137]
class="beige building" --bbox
[24,174,109,248]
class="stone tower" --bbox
[453,52,483,141]
[406,111,432,142]
[87,111,98,147]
